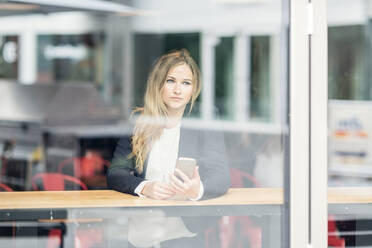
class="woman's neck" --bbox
[165,109,184,128]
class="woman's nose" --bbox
[173,83,181,94]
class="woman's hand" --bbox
[141,181,175,200]
[169,166,201,199]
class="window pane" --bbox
[251,36,271,121]
[215,37,234,120]
[0,1,290,247]
[37,34,104,85]
[328,25,367,100]
[0,35,18,80]
[328,1,372,247]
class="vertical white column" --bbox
[19,30,36,84]
[201,32,218,120]
[234,33,250,122]
[290,0,310,247]
[310,0,328,247]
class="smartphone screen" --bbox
[175,157,196,179]
[170,157,197,200]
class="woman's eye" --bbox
[183,81,191,85]
[166,79,175,83]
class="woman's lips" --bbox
[170,97,183,101]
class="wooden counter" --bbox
[328,187,372,204]
[0,188,283,210]
[2,187,372,210]
[1,187,372,221]
[1,187,372,248]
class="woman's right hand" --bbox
[141,181,175,200]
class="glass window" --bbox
[328,1,372,247]
[215,37,234,120]
[328,25,367,100]
[0,1,291,247]
[127,1,289,247]
[250,36,271,122]
[0,35,18,80]
[37,33,105,86]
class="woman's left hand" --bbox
[169,166,201,199]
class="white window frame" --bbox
[289,0,328,247]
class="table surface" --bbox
[328,187,372,204]
[0,188,283,210]
[1,187,372,210]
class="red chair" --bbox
[205,168,262,248]
[32,173,88,191]
[328,215,346,248]
[229,167,260,188]
[32,173,86,248]
[58,152,110,178]
[32,173,104,248]
[0,182,13,192]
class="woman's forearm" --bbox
[106,167,145,195]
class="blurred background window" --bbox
[327,1,372,246]
[215,37,234,120]
[328,25,368,100]
[251,36,271,122]
[37,33,105,87]
[0,35,18,80]
[132,33,273,122]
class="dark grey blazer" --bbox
[107,126,230,200]
[107,125,231,233]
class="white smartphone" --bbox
[169,157,197,200]
[175,157,197,179]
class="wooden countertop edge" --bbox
[0,188,283,209]
[2,187,372,210]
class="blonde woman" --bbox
[107,49,230,248]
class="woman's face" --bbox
[162,63,194,116]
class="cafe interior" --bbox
[0,0,372,247]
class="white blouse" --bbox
[146,122,181,183]
[129,123,198,247]
[134,123,203,199]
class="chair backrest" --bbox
[230,168,260,188]
[328,215,346,248]
[57,157,80,176]
[32,173,88,191]
[0,183,13,192]
[58,153,110,178]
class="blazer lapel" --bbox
[140,126,199,177]
[178,127,199,159]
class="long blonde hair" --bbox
[129,49,201,173]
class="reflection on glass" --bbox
[0,35,18,79]
[0,0,288,247]
[329,25,367,100]
[215,37,234,120]
[328,1,372,247]
[37,34,104,85]
[251,36,271,122]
